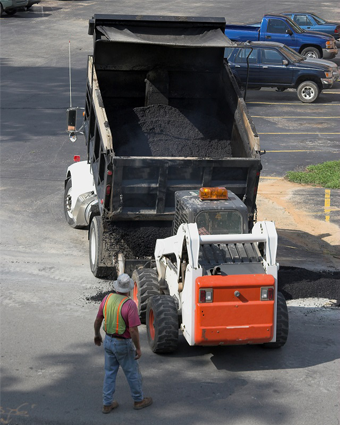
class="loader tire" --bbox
[131,268,159,324]
[263,292,289,349]
[89,216,113,278]
[146,295,179,354]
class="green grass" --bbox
[285,161,340,189]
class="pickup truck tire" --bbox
[301,47,321,59]
[131,269,159,324]
[297,81,319,103]
[89,216,113,278]
[263,292,289,348]
[146,295,179,354]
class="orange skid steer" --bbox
[132,188,289,353]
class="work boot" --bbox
[102,401,119,414]
[133,397,153,410]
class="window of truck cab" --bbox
[234,48,258,64]
[261,48,285,64]
[293,14,313,26]
[196,211,243,235]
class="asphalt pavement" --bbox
[1,1,340,425]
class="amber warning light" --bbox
[199,187,228,200]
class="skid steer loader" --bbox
[131,187,288,353]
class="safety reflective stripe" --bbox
[115,297,129,334]
[104,294,113,333]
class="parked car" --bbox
[0,0,28,15]
[282,13,340,42]
[225,14,338,59]
[224,41,339,103]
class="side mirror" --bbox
[282,59,289,66]
[67,108,77,132]
[67,107,84,143]
[286,29,293,36]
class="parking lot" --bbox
[1,1,339,424]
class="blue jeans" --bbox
[103,336,143,405]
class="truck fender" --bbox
[65,161,96,212]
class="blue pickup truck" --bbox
[282,13,340,42]
[225,14,338,59]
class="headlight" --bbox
[324,71,333,78]
[325,40,334,48]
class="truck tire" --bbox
[300,47,321,59]
[146,295,179,354]
[297,81,319,103]
[64,178,82,228]
[263,292,289,349]
[0,3,4,17]
[131,269,159,324]
[89,216,113,278]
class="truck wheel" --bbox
[0,3,4,17]
[301,47,321,59]
[89,216,112,278]
[64,178,81,228]
[131,269,159,324]
[146,295,179,354]
[297,81,319,103]
[263,292,289,349]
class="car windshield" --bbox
[281,45,305,62]
[196,211,243,235]
[311,14,326,25]
[285,16,304,33]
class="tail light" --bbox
[199,288,213,303]
[261,287,274,301]
[106,185,111,195]
[73,155,80,162]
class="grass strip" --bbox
[285,161,340,189]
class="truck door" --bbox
[257,48,293,86]
[233,47,261,87]
[262,18,298,50]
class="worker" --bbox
[94,273,153,414]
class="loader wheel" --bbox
[263,292,289,349]
[64,178,82,228]
[146,295,179,354]
[131,269,159,324]
[89,216,112,278]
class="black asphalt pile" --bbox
[278,266,340,304]
[104,221,172,270]
[110,105,233,158]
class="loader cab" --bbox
[172,188,249,235]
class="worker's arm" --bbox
[129,326,142,359]
[94,317,103,346]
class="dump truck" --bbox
[144,187,288,353]
[64,14,264,280]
